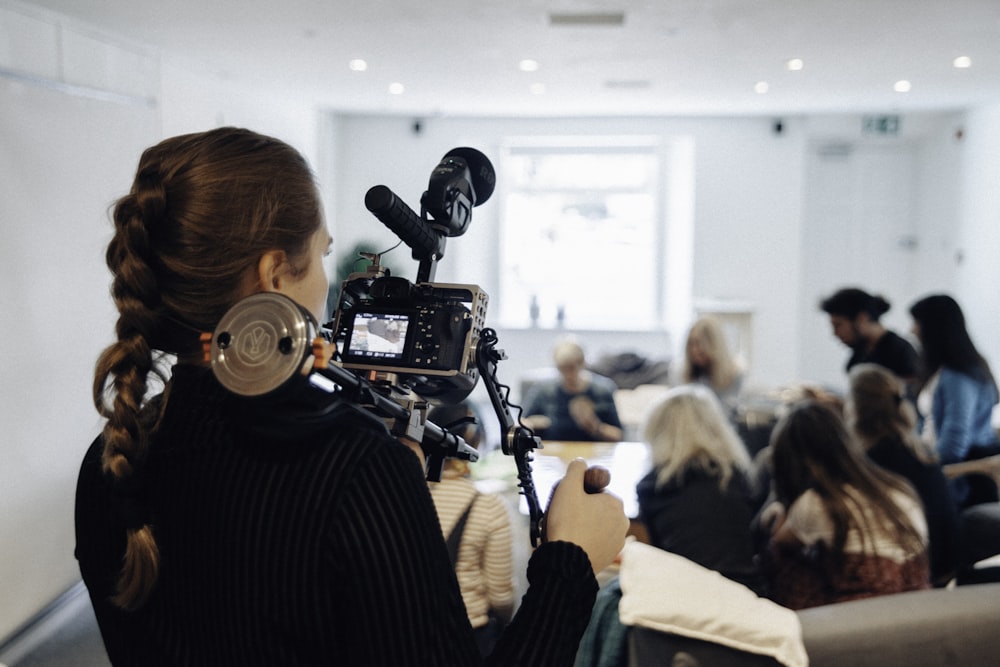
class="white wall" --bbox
[158,59,321,171]
[954,104,1000,379]
[0,75,158,644]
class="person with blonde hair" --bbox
[522,338,623,442]
[636,384,764,594]
[74,127,628,665]
[846,363,959,585]
[681,316,744,416]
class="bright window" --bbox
[498,140,662,330]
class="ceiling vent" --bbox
[817,142,853,159]
[548,11,626,26]
[605,79,651,90]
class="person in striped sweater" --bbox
[428,403,516,656]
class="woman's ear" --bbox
[257,249,289,292]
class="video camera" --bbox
[327,148,494,405]
[205,147,547,545]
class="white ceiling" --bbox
[20,0,1000,117]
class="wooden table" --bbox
[534,441,653,544]
[473,440,653,550]
[510,440,652,519]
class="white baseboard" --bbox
[0,581,90,665]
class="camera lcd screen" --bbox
[344,311,410,360]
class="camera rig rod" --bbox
[475,327,545,547]
[307,359,478,483]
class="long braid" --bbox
[92,161,170,610]
[91,127,323,611]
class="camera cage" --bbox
[328,257,489,405]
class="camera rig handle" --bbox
[475,327,545,547]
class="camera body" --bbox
[329,270,488,405]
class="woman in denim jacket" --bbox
[909,294,999,507]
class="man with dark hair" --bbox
[820,287,919,381]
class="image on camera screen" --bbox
[346,312,410,359]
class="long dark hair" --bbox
[92,127,322,610]
[770,401,926,559]
[909,294,995,390]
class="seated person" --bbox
[762,401,930,609]
[846,363,960,586]
[522,338,623,442]
[636,385,766,595]
[427,403,516,656]
[910,294,1000,507]
[819,287,919,382]
[680,316,745,419]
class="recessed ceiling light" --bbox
[894,80,912,93]
[953,56,972,69]
[388,82,405,95]
[519,59,539,72]
[786,58,804,71]
[348,59,368,72]
[754,81,769,94]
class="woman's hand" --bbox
[521,414,552,433]
[568,397,624,442]
[568,396,600,432]
[544,458,629,574]
[760,501,804,550]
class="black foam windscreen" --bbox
[442,147,496,205]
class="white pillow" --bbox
[618,541,808,667]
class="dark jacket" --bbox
[636,466,766,596]
[867,436,960,583]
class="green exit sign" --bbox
[863,115,901,135]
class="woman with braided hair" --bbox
[75,127,628,666]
